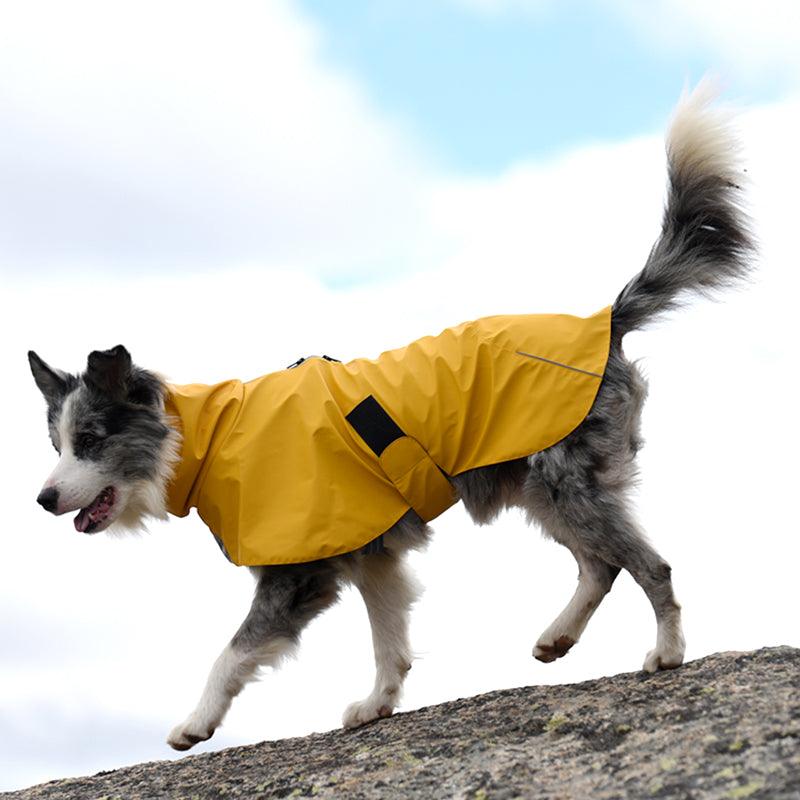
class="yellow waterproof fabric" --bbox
[164,306,611,566]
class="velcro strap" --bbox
[346,395,456,522]
[345,395,404,457]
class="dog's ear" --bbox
[85,345,132,400]
[28,351,71,406]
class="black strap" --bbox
[348,397,401,556]
[346,395,404,456]
[286,354,341,370]
[346,394,457,527]
[360,534,385,555]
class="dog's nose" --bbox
[36,487,59,514]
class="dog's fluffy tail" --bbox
[611,80,754,339]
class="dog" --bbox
[28,83,752,751]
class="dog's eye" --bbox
[79,433,100,450]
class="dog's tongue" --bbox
[73,487,115,533]
[74,507,92,533]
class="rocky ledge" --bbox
[3,647,798,800]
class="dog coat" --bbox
[164,306,611,566]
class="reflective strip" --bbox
[515,350,603,379]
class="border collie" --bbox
[28,82,752,751]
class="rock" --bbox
[3,647,798,799]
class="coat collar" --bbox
[164,380,244,518]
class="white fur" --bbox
[44,395,107,514]
[533,553,611,661]
[643,607,686,673]
[342,555,419,729]
[167,637,296,750]
[668,78,741,182]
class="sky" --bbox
[2,0,800,792]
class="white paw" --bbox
[533,634,576,663]
[167,715,216,751]
[643,635,686,673]
[342,695,395,729]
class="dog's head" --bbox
[28,345,179,534]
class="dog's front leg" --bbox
[342,552,418,729]
[166,636,293,751]
[167,562,340,751]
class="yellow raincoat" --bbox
[164,306,611,566]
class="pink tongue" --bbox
[73,488,114,532]
[74,508,92,532]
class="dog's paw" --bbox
[533,634,575,663]
[342,696,395,729]
[167,717,216,751]
[642,638,686,673]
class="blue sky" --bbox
[299,1,771,171]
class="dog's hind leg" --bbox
[341,551,418,729]
[526,461,685,672]
[523,468,620,661]
[581,503,684,673]
[610,527,686,673]
[167,561,340,751]
[532,549,620,663]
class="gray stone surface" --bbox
[4,647,798,799]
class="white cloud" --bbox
[608,0,800,82]
[0,0,433,280]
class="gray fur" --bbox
[28,351,79,434]
[30,346,172,477]
[232,561,341,652]
[233,511,430,658]
[63,384,172,479]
